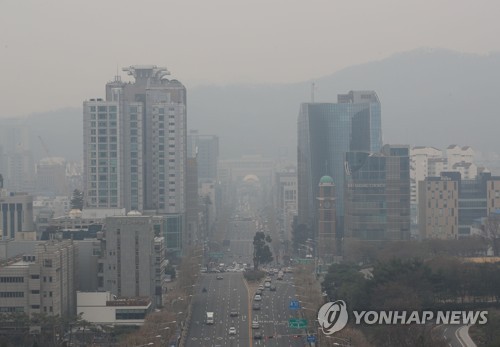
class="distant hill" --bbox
[5,48,500,161]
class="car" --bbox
[256,288,263,295]
[229,326,237,335]
[270,285,277,292]
[252,303,261,310]
[258,285,265,290]
[230,310,239,317]
[264,281,271,288]
[253,331,263,339]
[265,276,272,282]
[254,294,262,301]
[252,320,260,329]
[216,275,223,280]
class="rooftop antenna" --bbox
[311,81,316,103]
[115,63,121,82]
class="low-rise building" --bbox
[77,291,151,325]
[0,191,34,240]
[0,239,77,317]
[419,171,500,239]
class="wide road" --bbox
[251,271,305,347]
[188,210,308,347]
[186,217,255,347]
[187,272,250,347]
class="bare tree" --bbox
[483,215,500,256]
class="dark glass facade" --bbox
[458,172,491,235]
[344,145,411,240]
[297,91,382,235]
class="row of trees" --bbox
[0,312,91,347]
[322,258,500,347]
[322,258,500,313]
[343,237,491,265]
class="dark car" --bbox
[252,303,261,310]
[253,331,263,340]
[256,289,263,295]
[270,285,277,292]
[216,275,223,280]
[230,310,239,317]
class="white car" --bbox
[254,294,262,301]
[229,326,237,335]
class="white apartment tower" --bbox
[83,66,186,215]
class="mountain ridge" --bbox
[2,48,499,161]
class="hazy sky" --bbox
[1,0,499,117]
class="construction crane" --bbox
[38,135,51,158]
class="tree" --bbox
[70,189,84,210]
[322,263,369,311]
[165,263,176,279]
[253,231,273,270]
[484,214,500,256]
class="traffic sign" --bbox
[307,335,316,343]
[289,300,301,310]
[288,318,307,329]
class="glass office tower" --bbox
[344,145,411,240]
[297,91,382,235]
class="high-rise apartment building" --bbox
[344,145,411,240]
[297,91,382,235]
[83,65,186,216]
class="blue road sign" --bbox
[289,300,301,310]
[307,335,317,343]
